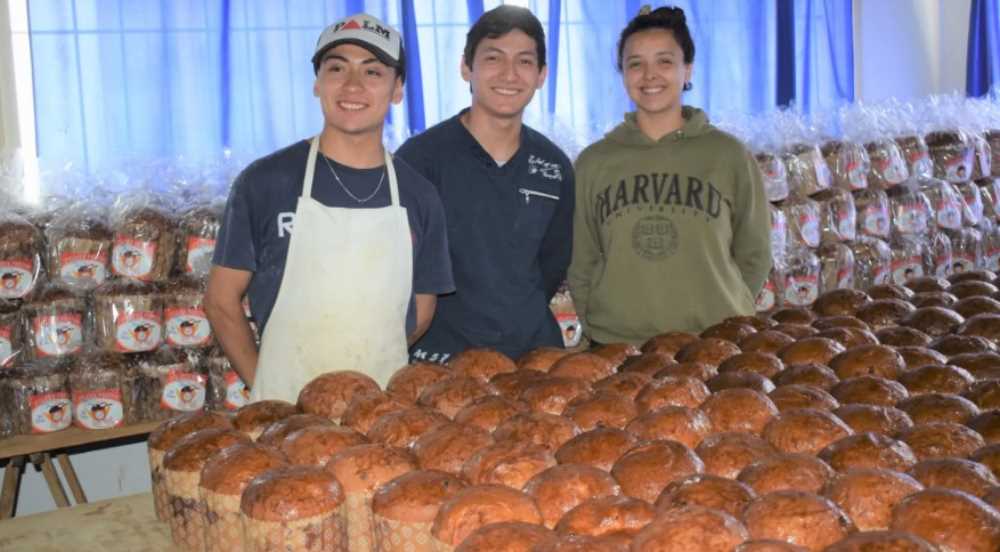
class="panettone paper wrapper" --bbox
[148,447,168,521]
[342,491,377,552]
[201,488,244,552]
[164,468,207,552]
[373,514,439,552]
[242,511,347,552]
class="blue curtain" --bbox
[28,0,854,173]
[967,0,1000,97]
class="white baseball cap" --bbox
[312,13,404,78]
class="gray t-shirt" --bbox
[212,140,455,335]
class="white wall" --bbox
[854,0,971,101]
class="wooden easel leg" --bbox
[56,453,87,504]
[0,456,25,519]
[32,453,70,508]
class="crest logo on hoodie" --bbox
[632,215,678,260]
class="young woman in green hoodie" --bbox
[567,5,772,346]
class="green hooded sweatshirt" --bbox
[568,107,772,345]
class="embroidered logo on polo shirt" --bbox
[528,155,563,181]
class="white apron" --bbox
[250,136,412,403]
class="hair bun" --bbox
[652,5,686,24]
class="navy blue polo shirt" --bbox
[396,110,575,362]
[212,139,455,336]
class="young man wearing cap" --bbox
[396,5,574,362]
[205,14,454,403]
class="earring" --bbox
[683,82,693,91]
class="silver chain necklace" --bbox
[321,153,385,204]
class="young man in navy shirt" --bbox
[396,5,574,363]
[205,14,453,401]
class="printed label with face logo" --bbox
[0,324,13,366]
[908,150,932,177]
[161,369,206,412]
[799,213,820,247]
[882,157,908,185]
[936,198,963,230]
[556,312,582,348]
[59,251,108,288]
[185,236,216,276]
[873,266,890,285]
[895,205,927,235]
[836,209,855,241]
[862,205,890,238]
[755,280,777,312]
[73,389,124,429]
[892,257,924,285]
[934,255,952,278]
[784,274,818,306]
[164,307,211,347]
[0,259,34,299]
[30,392,72,433]
[224,370,249,410]
[952,254,977,274]
[111,236,156,280]
[114,311,162,352]
[943,151,974,182]
[846,160,867,190]
[837,266,853,290]
[33,313,83,357]
[771,216,787,253]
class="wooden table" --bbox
[0,492,175,551]
[0,421,161,518]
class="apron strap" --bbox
[385,150,400,207]
[302,136,320,199]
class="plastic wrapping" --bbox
[946,227,985,273]
[977,178,1000,219]
[0,305,22,367]
[0,211,45,305]
[918,178,965,231]
[68,352,127,430]
[890,236,926,285]
[110,197,178,282]
[924,230,954,278]
[926,130,975,182]
[783,144,832,197]
[956,180,985,226]
[888,184,932,238]
[864,139,909,189]
[853,188,892,239]
[782,247,822,307]
[9,359,72,435]
[176,202,222,278]
[778,197,821,249]
[755,152,790,202]
[93,279,164,353]
[21,284,89,360]
[819,242,855,293]
[851,237,893,289]
[44,206,113,291]
[987,130,1000,177]
[971,132,992,180]
[812,188,856,244]
[896,135,935,179]
[206,353,249,411]
[821,140,870,191]
[768,205,787,266]
[980,217,1000,271]
[755,265,786,314]
[161,278,212,348]
[123,348,207,423]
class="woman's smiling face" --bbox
[621,29,691,118]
